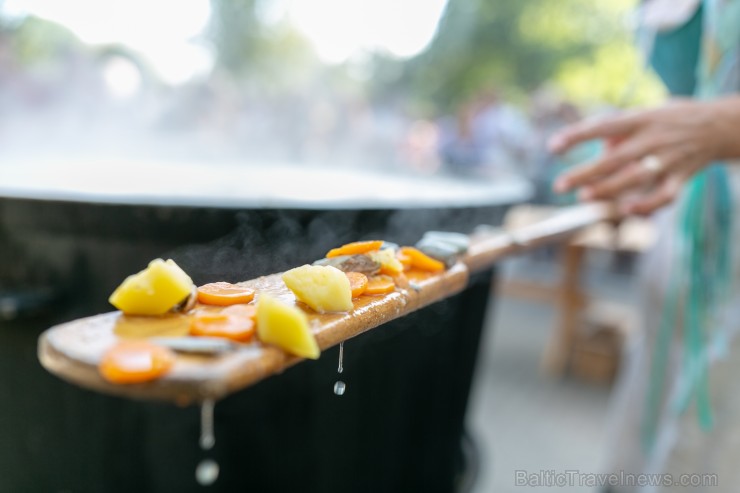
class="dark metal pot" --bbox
[0,162,530,493]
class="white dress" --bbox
[603,0,740,490]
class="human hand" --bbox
[548,99,738,215]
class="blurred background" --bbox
[0,0,664,189]
[0,1,668,492]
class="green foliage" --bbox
[556,41,666,107]
[3,15,80,65]
[393,0,664,112]
[203,0,668,111]
[208,0,264,76]
[207,0,319,91]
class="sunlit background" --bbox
[0,3,676,492]
[0,0,665,187]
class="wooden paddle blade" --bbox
[38,203,615,403]
[38,266,469,403]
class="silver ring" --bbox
[640,154,663,173]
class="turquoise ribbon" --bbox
[642,164,733,452]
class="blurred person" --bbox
[550,0,740,491]
[401,119,442,174]
[437,100,485,174]
[472,90,536,177]
[438,90,535,178]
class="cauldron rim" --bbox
[1,158,532,210]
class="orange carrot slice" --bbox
[364,275,396,295]
[190,305,256,342]
[345,272,369,298]
[221,303,257,320]
[396,251,413,271]
[197,282,255,306]
[399,247,445,272]
[326,240,384,258]
[99,340,176,384]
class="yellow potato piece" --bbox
[256,294,320,359]
[369,249,404,276]
[109,259,194,316]
[281,265,353,313]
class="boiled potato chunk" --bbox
[256,294,320,359]
[281,265,353,313]
[109,259,194,315]
[369,249,404,276]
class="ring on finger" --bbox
[640,154,663,174]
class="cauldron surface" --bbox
[0,161,530,493]
[0,158,531,209]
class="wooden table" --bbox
[501,205,655,378]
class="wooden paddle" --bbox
[38,202,617,404]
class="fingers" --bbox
[577,161,656,201]
[578,150,681,200]
[548,111,642,154]
[621,175,685,216]
[553,133,659,193]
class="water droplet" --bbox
[337,342,344,374]
[200,399,215,450]
[334,381,346,396]
[195,459,219,486]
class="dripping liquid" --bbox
[199,399,215,450]
[334,342,346,396]
[196,399,219,486]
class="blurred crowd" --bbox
[0,21,598,203]
[422,88,601,205]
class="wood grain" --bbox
[38,202,617,403]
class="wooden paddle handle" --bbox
[463,202,617,273]
[37,201,619,403]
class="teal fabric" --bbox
[642,164,733,450]
[697,0,740,97]
[641,0,736,453]
[649,5,704,96]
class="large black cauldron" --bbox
[0,161,530,493]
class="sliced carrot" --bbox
[405,269,434,284]
[399,247,445,272]
[99,340,176,384]
[364,275,396,295]
[190,305,256,342]
[197,282,255,306]
[396,251,413,271]
[345,272,369,298]
[326,240,384,258]
[221,303,257,320]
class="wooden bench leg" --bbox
[541,243,587,376]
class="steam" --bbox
[166,211,357,285]
[164,202,502,288]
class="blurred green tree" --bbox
[204,0,665,112]
[1,14,80,65]
[374,0,663,112]
[207,0,320,94]
[208,0,265,76]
